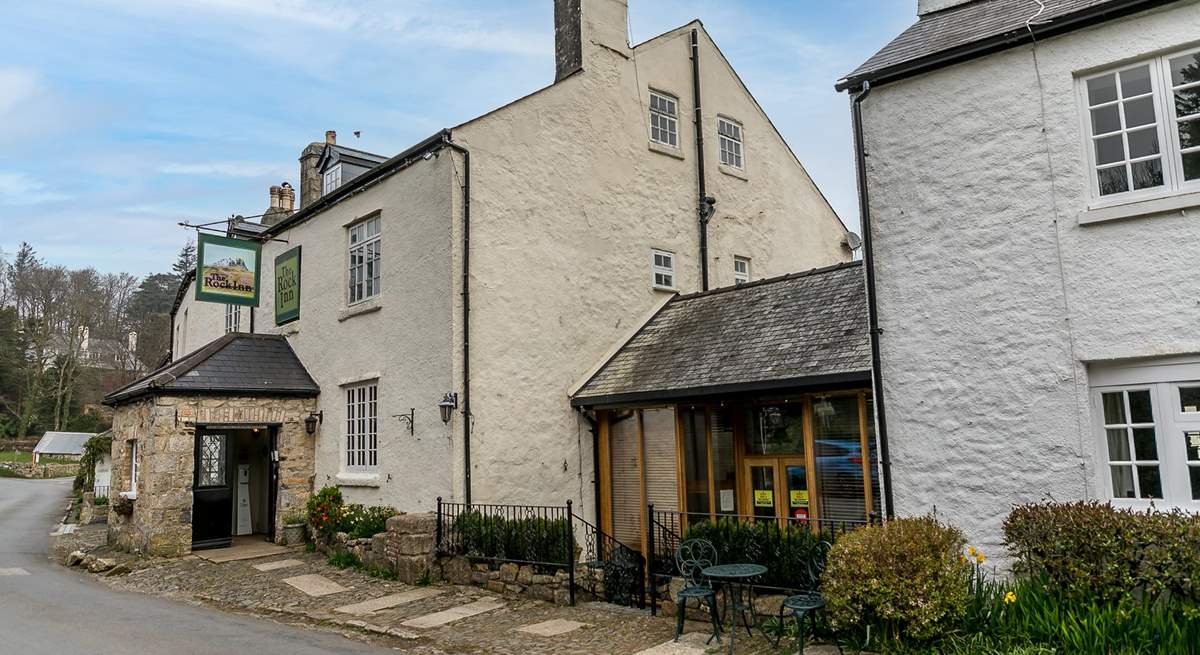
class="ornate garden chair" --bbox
[673,538,722,644]
[774,539,839,655]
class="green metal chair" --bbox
[773,540,837,655]
[673,538,722,644]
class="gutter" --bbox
[690,28,710,291]
[835,0,1173,92]
[851,82,896,519]
[441,135,473,505]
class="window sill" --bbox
[718,164,748,181]
[652,286,678,293]
[648,142,684,160]
[1078,191,1200,225]
[275,320,300,336]
[338,298,381,322]
[335,473,380,488]
[119,491,137,500]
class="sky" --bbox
[0,0,914,277]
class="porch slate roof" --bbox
[103,333,319,405]
[33,431,94,456]
[835,0,1170,91]
[571,261,871,407]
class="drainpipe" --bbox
[442,135,473,505]
[852,81,895,519]
[691,28,710,291]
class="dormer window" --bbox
[323,164,343,195]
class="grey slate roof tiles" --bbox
[104,333,319,405]
[33,431,94,455]
[838,0,1160,90]
[572,261,870,405]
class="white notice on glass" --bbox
[719,489,735,512]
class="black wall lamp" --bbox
[304,411,323,435]
[393,408,415,435]
[438,392,459,424]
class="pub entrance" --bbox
[192,425,278,550]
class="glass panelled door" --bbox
[746,460,777,520]
[782,458,810,521]
[743,457,811,521]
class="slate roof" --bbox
[104,333,319,405]
[33,431,94,456]
[836,0,1172,91]
[572,261,871,407]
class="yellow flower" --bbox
[968,546,977,557]
[976,553,986,564]
[1003,591,1017,605]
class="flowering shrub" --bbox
[339,504,397,539]
[1003,501,1200,605]
[822,516,971,643]
[306,486,343,535]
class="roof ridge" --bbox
[673,259,861,302]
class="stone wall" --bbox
[0,461,78,478]
[107,394,317,557]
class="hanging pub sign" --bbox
[274,246,301,325]
[195,233,261,307]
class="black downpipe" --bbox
[852,82,895,519]
[443,136,473,505]
[691,29,709,291]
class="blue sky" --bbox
[0,0,914,276]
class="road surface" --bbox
[0,476,391,654]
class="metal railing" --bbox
[647,506,877,615]
[434,498,645,608]
[92,485,110,500]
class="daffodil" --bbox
[1003,591,1017,605]
[968,546,977,557]
[976,553,986,564]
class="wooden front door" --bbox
[741,456,812,522]
[192,430,233,549]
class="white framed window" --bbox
[224,304,240,333]
[127,440,138,497]
[322,164,342,195]
[345,382,378,469]
[348,216,381,305]
[733,256,750,284]
[649,91,679,148]
[651,249,675,290]
[718,117,744,169]
[1080,48,1200,203]
[1092,358,1200,507]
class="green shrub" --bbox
[328,551,360,569]
[1004,501,1200,605]
[449,510,572,572]
[340,504,397,539]
[306,486,343,535]
[682,518,829,591]
[823,516,972,643]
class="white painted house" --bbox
[839,0,1200,555]
[159,0,853,547]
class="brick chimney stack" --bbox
[279,182,295,211]
[269,185,281,209]
[261,182,294,227]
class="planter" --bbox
[282,523,306,546]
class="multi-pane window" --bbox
[649,91,678,148]
[346,383,378,469]
[348,216,381,304]
[224,304,240,333]
[1094,368,1200,505]
[651,249,675,290]
[718,118,744,169]
[322,164,342,195]
[128,440,138,495]
[197,434,227,488]
[1100,389,1162,499]
[733,256,750,284]
[1082,48,1200,200]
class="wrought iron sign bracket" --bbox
[393,408,415,436]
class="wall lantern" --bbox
[438,392,459,424]
[304,411,323,435]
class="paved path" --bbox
[0,476,392,655]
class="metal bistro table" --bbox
[702,563,768,654]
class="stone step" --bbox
[251,558,304,572]
[281,573,350,597]
[516,618,589,636]
[401,598,505,629]
[333,588,445,616]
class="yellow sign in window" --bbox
[790,490,809,507]
[754,490,774,507]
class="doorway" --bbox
[192,426,278,550]
[742,457,810,521]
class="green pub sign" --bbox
[274,246,302,325]
[195,233,261,307]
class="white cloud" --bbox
[160,161,292,178]
[0,172,70,205]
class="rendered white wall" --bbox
[860,2,1200,558]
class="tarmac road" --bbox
[0,476,392,655]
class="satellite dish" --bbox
[842,232,864,250]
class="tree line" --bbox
[0,240,194,438]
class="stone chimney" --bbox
[554,0,629,81]
[279,182,295,211]
[261,182,293,227]
[298,135,327,209]
[326,130,337,145]
[269,184,281,209]
[917,0,975,16]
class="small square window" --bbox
[733,256,750,284]
[651,249,675,290]
[649,91,679,148]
